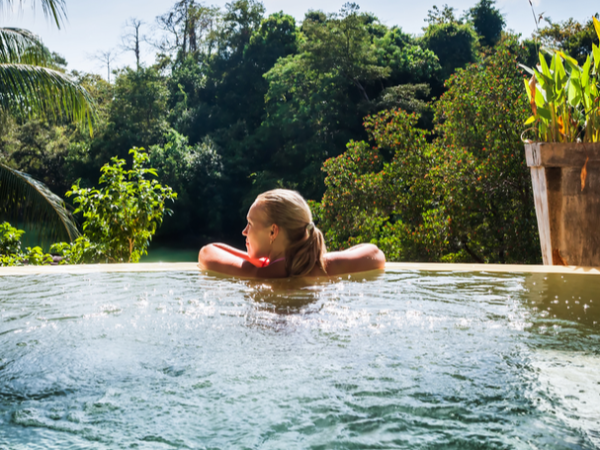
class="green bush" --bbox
[0,222,53,267]
[54,148,177,263]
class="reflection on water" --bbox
[524,272,600,331]
[0,269,598,449]
[243,271,386,314]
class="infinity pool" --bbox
[1,269,599,449]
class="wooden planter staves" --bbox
[525,142,600,266]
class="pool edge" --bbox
[1,262,600,276]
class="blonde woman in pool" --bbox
[198,189,385,278]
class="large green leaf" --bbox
[0,162,79,242]
[568,77,582,107]
[0,63,96,134]
[0,27,51,65]
[0,0,66,29]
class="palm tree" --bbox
[0,0,96,243]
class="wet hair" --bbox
[255,189,327,277]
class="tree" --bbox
[420,19,478,84]
[0,0,94,127]
[535,16,600,65]
[92,49,118,83]
[90,66,170,166]
[261,4,440,203]
[0,0,96,243]
[121,18,144,69]
[314,36,541,264]
[154,0,221,61]
[301,2,390,103]
[424,4,460,25]
[148,130,223,242]
[467,0,505,48]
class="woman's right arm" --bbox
[198,244,286,278]
[323,244,386,276]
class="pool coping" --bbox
[1,262,600,276]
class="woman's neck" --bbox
[268,251,285,261]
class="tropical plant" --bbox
[53,148,177,263]
[0,163,79,242]
[522,17,600,142]
[0,0,96,244]
[0,221,54,266]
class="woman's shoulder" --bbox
[322,244,385,276]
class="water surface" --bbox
[1,270,599,449]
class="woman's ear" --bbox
[270,223,279,239]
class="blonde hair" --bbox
[255,189,327,277]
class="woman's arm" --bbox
[198,244,286,278]
[211,243,264,267]
[323,244,386,276]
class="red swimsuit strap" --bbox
[260,257,285,267]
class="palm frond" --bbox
[0,161,79,242]
[0,63,96,134]
[0,0,66,29]
[0,27,51,65]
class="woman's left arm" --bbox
[323,243,386,276]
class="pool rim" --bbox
[1,262,600,276]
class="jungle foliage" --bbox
[313,37,541,264]
[3,0,585,264]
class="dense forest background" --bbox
[1,0,598,263]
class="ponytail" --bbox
[285,223,327,277]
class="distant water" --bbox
[140,246,199,263]
[1,269,599,449]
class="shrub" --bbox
[54,148,177,263]
[0,222,53,266]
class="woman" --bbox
[198,189,385,278]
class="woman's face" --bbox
[242,202,271,259]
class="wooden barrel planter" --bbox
[525,142,600,266]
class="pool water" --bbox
[1,270,599,449]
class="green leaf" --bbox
[0,63,97,135]
[523,77,532,102]
[567,77,582,107]
[534,85,546,108]
[594,17,600,43]
[0,27,51,65]
[0,1,66,30]
[539,51,551,78]
[537,106,552,121]
[524,115,536,125]
[553,54,567,93]
[592,44,600,72]
[0,163,80,243]
[556,50,579,68]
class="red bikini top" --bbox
[259,257,285,268]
